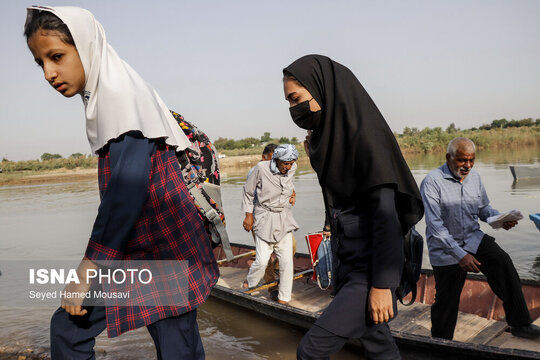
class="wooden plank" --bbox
[218,266,332,313]
[288,280,333,313]
[211,284,540,360]
[469,321,509,345]
[244,269,313,294]
[392,301,499,343]
[391,303,431,331]
[453,313,495,342]
[290,283,325,302]
[216,267,247,289]
[398,305,432,337]
[486,316,540,352]
[487,330,540,353]
[289,287,331,313]
[217,250,255,264]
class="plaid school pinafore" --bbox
[85,142,219,338]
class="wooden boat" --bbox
[211,243,540,360]
[510,165,540,180]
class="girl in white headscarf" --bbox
[25,6,218,359]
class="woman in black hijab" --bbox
[283,55,423,360]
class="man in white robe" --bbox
[242,144,299,304]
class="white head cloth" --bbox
[270,144,299,174]
[26,6,191,154]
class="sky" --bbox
[0,0,539,161]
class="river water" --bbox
[0,147,538,359]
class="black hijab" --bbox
[283,54,423,233]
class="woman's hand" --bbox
[368,287,394,324]
[243,213,254,231]
[303,130,312,157]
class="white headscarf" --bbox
[270,144,299,174]
[25,6,191,154]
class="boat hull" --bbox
[212,243,540,360]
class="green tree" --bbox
[244,137,260,147]
[490,119,508,128]
[70,152,84,158]
[261,132,271,142]
[517,118,534,127]
[41,153,62,161]
[291,137,298,143]
[445,123,459,133]
[278,137,290,144]
[507,120,520,128]
[403,127,419,136]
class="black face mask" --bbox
[289,99,322,130]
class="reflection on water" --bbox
[0,146,538,358]
[512,178,540,191]
[532,256,540,279]
[0,299,362,360]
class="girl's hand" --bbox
[368,287,394,324]
[61,257,97,316]
[61,277,90,316]
[61,298,88,316]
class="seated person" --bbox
[241,144,299,304]
[420,137,540,340]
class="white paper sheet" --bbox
[487,210,524,229]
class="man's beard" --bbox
[451,166,469,179]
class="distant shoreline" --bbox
[0,155,271,187]
[1,126,538,187]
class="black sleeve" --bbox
[86,134,155,260]
[322,186,332,232]
[369,186,404,288]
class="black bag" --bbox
[395,227,423,305]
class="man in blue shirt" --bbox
[420,137,539,340]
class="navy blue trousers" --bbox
[297,323,400,360]
[50,306,204,360]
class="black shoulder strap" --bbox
[401,229,417,306]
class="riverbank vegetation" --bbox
[214,118,539,156]
[1,153,97,173]
[397,118,539,154]
[1,118,538,178]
